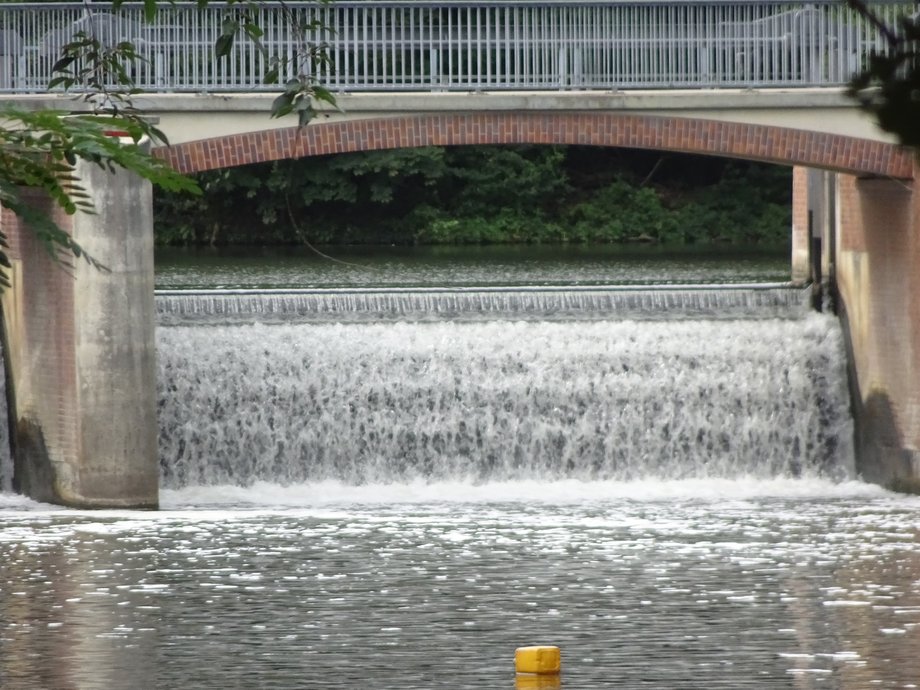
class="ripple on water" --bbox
[0,488,919,688]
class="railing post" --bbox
[558,47,567,89]
[430,48,443,90]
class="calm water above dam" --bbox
[2,249,920,689]
[153,245,791,290]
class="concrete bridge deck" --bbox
[8,88,911,182]
[4,87,896,146]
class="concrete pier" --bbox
[754,164,920,487]
[835,168,920,488]
[0,153,159,508]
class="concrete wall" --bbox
[835,166,920,487]
[0,155,159,508]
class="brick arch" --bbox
[155,112,913,178]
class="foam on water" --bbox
[159,477,889,510]
[0,492,63,512]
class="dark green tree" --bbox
[848,0,920,149]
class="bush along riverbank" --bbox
[154,145,792,247]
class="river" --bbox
[1,246,918,689]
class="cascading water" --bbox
[156,285,854,488]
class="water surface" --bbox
[154,245,791,290]
[6,247,910,690]
[1,483,919,689]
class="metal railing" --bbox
[0,1,912,93]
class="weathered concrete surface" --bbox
[835,168,920,487]
[0,154,158,508]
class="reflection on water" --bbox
[154,245,791,290]
[2,483,920,690]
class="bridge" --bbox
[0,0,918,506]
[2,1,911,177]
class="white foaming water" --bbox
[157,310,854,489]
[159,477,887,510]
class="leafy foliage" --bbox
[154,146,792,247]
[847,0,920,149]
[1,0,336,289]
[1,5,198,284]
[0,108,198,277]
[209,0,338,125]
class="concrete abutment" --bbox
[0,156,159,508]
[793,160,920,487]
[833,168,920,487]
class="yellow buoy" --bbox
[515,645,561,675]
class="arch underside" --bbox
[156,113,913,179]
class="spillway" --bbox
[155,285,853,488]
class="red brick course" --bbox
[155,113,914,178]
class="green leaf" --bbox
[150,126,171,146]
[143,0,158,22]
[313,85,338,108]
[221,16,240,35]
[271,93,294,118]
[47,77,71,90]
[264,68,279,85]
[244,23,263,39]
[215,33,235,58]
[51,56,76,73]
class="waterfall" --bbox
[156,288,853,488]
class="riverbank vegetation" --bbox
[154,146,792,247]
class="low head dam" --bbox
[2,86,919,506]
[1,86,918,506]
[158,91,920,493]
[2,52,920,507]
